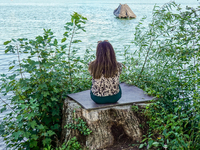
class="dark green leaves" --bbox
[65,118,92,136]
[124,1,200,150]
[53,39,58,46]
[0,12,92,149]
[72,40,82,43]
[0,107,6,113]
[5,45,15,53]
[36,35,43,43]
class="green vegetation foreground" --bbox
[0,1,199,150]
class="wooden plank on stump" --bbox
[67,82,154,110]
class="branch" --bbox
[137,37,155,82]
[68,21,76,91]
[0,97,16,114]
[16,45,24,79]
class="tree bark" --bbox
[61,97,147,149]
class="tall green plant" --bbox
[0,12,93,149]
[120,1,200,149]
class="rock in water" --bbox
[114,4,136,18]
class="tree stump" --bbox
[61,83,153,149]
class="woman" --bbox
[88,40,123,104]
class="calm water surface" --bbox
[0,0,199,149]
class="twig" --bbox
[122,63,127,69]
[137,37,154,82]
[0,97,28,143]
[68,20,76,91]
[37,51,42,73]
[0,97,16,113]
[118,133,124,142]
[16,45,24,79]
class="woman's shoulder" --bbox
[116,62,122,73]
[88,61,95,66]
[117,62,126,69]
[117,62,122,68]
[117,62,122,65]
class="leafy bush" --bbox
[120,1,200,149]
[0,12,94,149]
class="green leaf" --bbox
[42,91,49,97]
[51,97,58,101]
[30,120,37,129]
[9,65,15,70]
[65,22,73,26]
[0,107,6,113]
[63,31,69,37]
[61,44,67,50]
[61,37,67,43]
[30,140,38,148]
[5,45,14,53]
[163,144,168,148]
[0,74,6,77]
[36,36,43,43]
[37,124,45,130]
[64,26,71,31]
[152,142,159,147]
[3,40,11,45]
[42,138,51,146]
[52,124,60,130]
[47,130,55,136]
[12,131,22,140]
[72,40,82,43]
[54,39,58,46]
[139,144,144,148]
[31,134,39,140]
[23,132,31,138]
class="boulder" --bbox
[114,4,136,18]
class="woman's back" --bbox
[89,62,122,96]
[88,40,123,104]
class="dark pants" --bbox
[90,85,122,104]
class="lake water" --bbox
[0,0,199,149]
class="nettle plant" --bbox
[120,1,200,149]
[0,12,94,149]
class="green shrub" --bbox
[120,1,200,149]
[0,12,93,149]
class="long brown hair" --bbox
[89,40,118,79]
